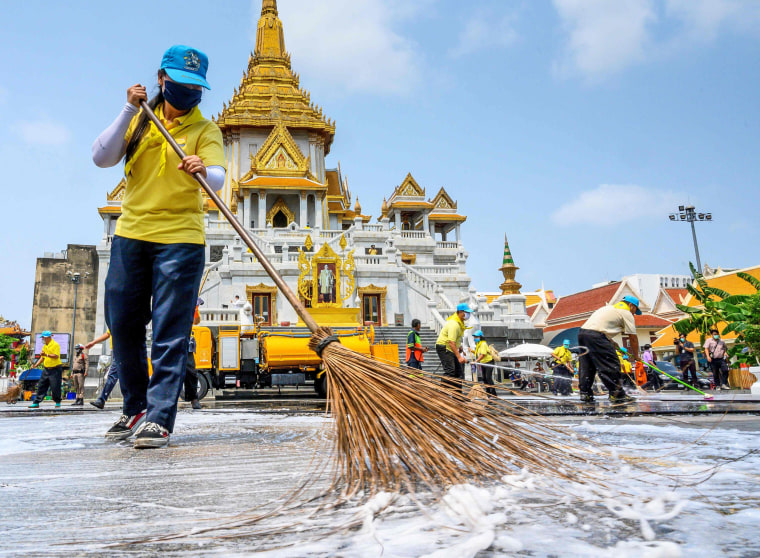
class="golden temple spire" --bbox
[255,0,286,60]
[499,234,522,295]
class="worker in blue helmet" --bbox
[435,303,473,394]
[576,296,641,404]
[472,330,497,397]
[550,339,574,396]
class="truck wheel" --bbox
[314,373,327,398]
[196,374,210,400]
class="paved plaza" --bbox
[1,395,759,557]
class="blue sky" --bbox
[1,0,759,328]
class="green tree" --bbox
[718,273,760,366]
[0,334,15,361]
[673,263,732,346]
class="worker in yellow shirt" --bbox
[617,347,634,387]
[435,303,473,393]
[472,330,496,397]
[29,331,63,409]
[551,339,574,396]
[92,45,225,448]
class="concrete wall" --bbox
[31,245,99,363]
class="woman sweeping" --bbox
[92,45,225,448]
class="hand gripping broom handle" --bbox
[139,101,320,333]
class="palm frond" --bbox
[737,272,760,292]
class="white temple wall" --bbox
[235,129,270,177]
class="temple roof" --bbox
[215,0,336,152]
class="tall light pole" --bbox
[66,270,89,361]
[668,205,712,274]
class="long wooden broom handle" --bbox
[139,100,320,333]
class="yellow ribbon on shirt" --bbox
[124,104,204,178]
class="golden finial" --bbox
[354,197,362,214]
[381,197,388,215]
[339,234,348,251]
[304,234,313,251]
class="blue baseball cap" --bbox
[160,45,211,89]
[456,303,473,313]
[473,330,484,338]
[563,339,570,347]
[41,330,52,337]
[622,295,642,315]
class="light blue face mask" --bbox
[463,312,471,320]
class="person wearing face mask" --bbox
[675,334,698,387]
[704,328,730,390]
[435,303,473,394]
[92,45,225,449]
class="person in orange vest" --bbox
[405,319,428,370]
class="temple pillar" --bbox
[258,190,267,229]
[243,193,251,230]
[315,195,324,229]
[455,224,461,242]
[299,191,307,228]
[381,216,390,231]
[394,212,401,231]
[422,213,429,235]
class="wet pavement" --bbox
[1,395,759,556]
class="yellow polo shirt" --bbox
[436,314,465,352]
[552,346,573,364]
[475,340,493,363]
[117,104,225,245]
[42,339,62,367]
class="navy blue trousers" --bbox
[105,236,204,432]
[98,359,120,403]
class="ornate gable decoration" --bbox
[430,187,457,211]
[394,173,425,198]
[107,178,127,202]
[240,121,313,183]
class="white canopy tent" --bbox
[499,343,554,360]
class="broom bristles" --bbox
[309,327,606,497]
[1,384,21,403]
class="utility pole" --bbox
[668,205,712,274]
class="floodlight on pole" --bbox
[668,205,712,274]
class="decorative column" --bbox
[300,191,307,227]
[258,190,267,229]
[394,212,401,231]
[315,195,324,229]
[422,213,430,235]
[243,192,251,230]
[455,224,461,242]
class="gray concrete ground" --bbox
[1,395,758,557]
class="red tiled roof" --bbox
[543,319,586,333]
[634,314,673,328]
[526,304,538,317]
[664,288,688,304]
[546,283,621,323]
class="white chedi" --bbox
[240,302,255,333]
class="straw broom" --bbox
[141,101,606,496]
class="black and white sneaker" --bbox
[133,421,170,449]
[105,411,147,440]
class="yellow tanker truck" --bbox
[189,323,398,399]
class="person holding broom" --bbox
[577,296,641,404]
[472,330,496,397]
[92,45,225,448]
[435,303,472,393]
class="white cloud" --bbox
[665,0,760,40]
[552,0,656,79]
[551,184,681,226]
[259,0,431,95]
[553,0,760,80]
[449,8,519,58]
[16,119,72,146]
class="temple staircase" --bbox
[373,325,442,374]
